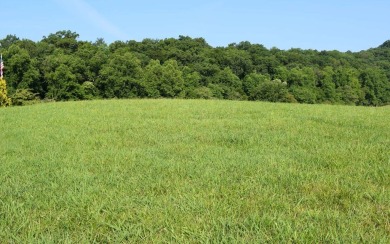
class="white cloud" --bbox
[57,0,129,41]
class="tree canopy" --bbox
[1,30,389,106]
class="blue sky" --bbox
[1,0,389,51]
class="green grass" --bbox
[0,99,389,242]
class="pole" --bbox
[0,43,3,79]
[0,54,4,79]
[0,53,3,79]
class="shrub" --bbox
[0,78,11,107]
[11,88,39,106]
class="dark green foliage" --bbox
[243,72,270,98]
[359,68,390,106]
[378,40,390,49]
[10,88,39,106]
[81,81,99,100]
[250,79,292,102]
[160,60,185,97]
[96,50,143,98]
[41,30,80,53]
[0,34,20,49]
[210,67,245,100]
[290,86,318,104]
[1,31,389,106]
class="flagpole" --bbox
[0,43,3,79]
[0,53,3,79]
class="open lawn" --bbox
[0,99,389,242]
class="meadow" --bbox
[0,99,389,242]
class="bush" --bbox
[0,78,11,107]
[11,89,39,106]
[250,80,294,103]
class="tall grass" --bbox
[0,99,389,242]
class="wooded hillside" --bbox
[1,30,389,106]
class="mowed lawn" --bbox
[0,99,389,242]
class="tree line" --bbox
[1,30,389,106]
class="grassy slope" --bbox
[0,99,389,242]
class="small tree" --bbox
[0,78,11,107]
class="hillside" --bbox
[0,99,389,242]
[1,32,390,106]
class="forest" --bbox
[1,30,389,106]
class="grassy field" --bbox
[0,99,389,242]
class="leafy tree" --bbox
[181,66,201,98]
[273,66,289,82]
[287,67,319,104]
[142,59,184,98]
[159,59,185,97]
[242,72,270,97]
[214,47,253,79]
[1,31,390,106]
[97,50,143,98]
[191,59,221,86]
[290,86,317,104]
[0,35,20,49]
[359,68,390,106]
[378,40,390,49]
[0,78,11,107]
[142,59,163,98]
[333,67,363,105]
[41,51,89,100]
[191,86,214,99]
[318,66,338,103]
[250,79,294,103]
[4,45,40,94]
[45,64,83,100]
[210,67,245,100]
[42,30,80,53]
[81,81,99,99]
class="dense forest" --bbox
[1,30,389,106]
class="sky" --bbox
[1,0,389,52]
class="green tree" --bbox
[181,66,201,98]
[288,67,319,104]
[159,59,185,97]
[210,67,245,100]
[243,72,270,97]
[250,79,295,103]
[318,66,338,103]
[1,30,390,106]
[290,86,317,104]
[97,51,143,98]
[333,67,363,105]
[81,81,99,100]
[5,45,40,94]
[142,59,163,98]
[273,66,289,82]
[41,50,89,100]
[359,68,390,106]
[46,64,83,100]
[0,78,11,107]
[0,35,20,49]
[214,47,253,79]
[42,30,80,53]
[142,59,185,98]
